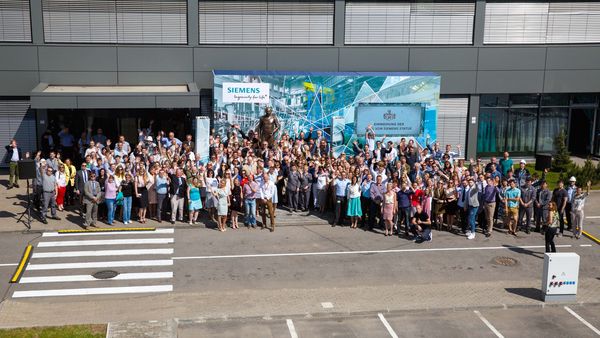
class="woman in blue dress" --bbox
[187,177,202,225]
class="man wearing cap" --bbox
[566,176,577,232]
[504,179,521,236]
[518,177,536,234]
[514,160,530,188]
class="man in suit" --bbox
[74,163,91,215]
[5,139,22,189]
[286,163,300,212]
[169,168,187,224]
[299,164,313,212]
[83,172,101,227]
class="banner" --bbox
[195,116,210,164]
[213,70,440,155]
[222,82,270,104]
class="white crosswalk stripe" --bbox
[12,229,175,299]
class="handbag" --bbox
[116,191,124,206]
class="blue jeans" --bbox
[123,196,132,223]
[468,206,479,234]
[106,198,116,224]
[245,199,257,226]
[400,207,412,234]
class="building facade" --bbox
[2,0,600,163]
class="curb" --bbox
[10,245,33,283]
[582,230,600,245]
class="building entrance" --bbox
[568,108,595,155]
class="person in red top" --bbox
[410,181,425,211]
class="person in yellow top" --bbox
[60,158,76,207]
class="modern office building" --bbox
[2,0,600,164]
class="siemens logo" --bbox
[227,87,261,94]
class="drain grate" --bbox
[92,270,119,279]
[492,256,518,266]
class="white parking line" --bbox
[42,229,174,237]
[564,306,600,335]
[580,244,593,247]
[286,319,298,338]
[378,313,399,338]
[474,310,504,338]
[32,248,174,258]
[172,244,575,260]
[38,238,174,247]
[12,285,173,298]
[585,216,600,219]
[20,272,173,284]
[27,259,173,270]
[0,263,18,267]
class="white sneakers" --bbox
[466,232,476,240]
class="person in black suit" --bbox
[169,168,187,224]
[74,162,91,215]
[5,139,22,189]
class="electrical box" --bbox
[542,252,580,302]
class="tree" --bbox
[552,130,572,173]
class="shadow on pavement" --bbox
[502,244,545,259]
[505,287,542,301]
[0,210,16,218]
[65,214,88,229]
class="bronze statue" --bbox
[256,107,280,148]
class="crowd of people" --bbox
[5,110,591,251]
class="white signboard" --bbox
[355,104,424,137]
[222,83,270,104]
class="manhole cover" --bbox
[92,270,119,279]
[492,256,518,266]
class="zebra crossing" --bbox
[12,228,175,299]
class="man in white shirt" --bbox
[259,172,276,232]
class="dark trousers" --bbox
[459,207,468,233]
[518,206,533,231]
[400,207,412,235]
[545,227,557,252]
[360,196,370,226]
[287,188,298,211]
[334,196,346,225]
[299,188,310,211]
[156,193,167,221]
[565,203,572,230]
[557,209,566,234]
[369,200,382,228]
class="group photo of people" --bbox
[5,107,590,252]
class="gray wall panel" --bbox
[39,72,117,85]
[194,72,213,89]
[478,47,546,71]
[118,72,193,85]
[0,71,39,95]
[0,46,38,71]
[156,95,199,108]
[194,47,267,71]
[438,71,477,94]
[410,48,478,71]
[31,96,77,109]
[38,46,117,71]
[267,48,339,71]
[118,47,193,71]
[544,70,600,93]
[476,70,544,93]
[339,48,409,72]
[546,47,600,70]
[77,95,156,109]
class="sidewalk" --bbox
[0,180,331,233]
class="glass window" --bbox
[572,94,597,105]
[537,107,568,152]
[0,0,31,42]
[510,94,539,106]
[541,94,569,106]
[480,94,509,108]
[506,108,537,154]
[477,108,507,154]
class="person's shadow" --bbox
[502,244,545,259]
[66,214,87,229]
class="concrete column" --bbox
[29,0,44,44]
[334,0,346,47]
[466,95,480,159]
[473,0,486,47]
[188,0,199,47]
